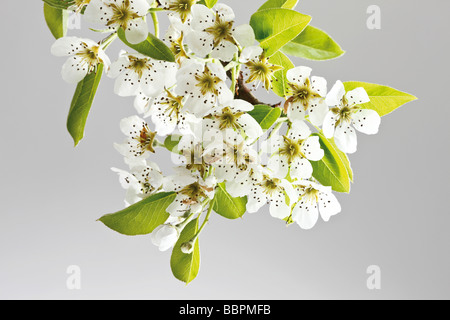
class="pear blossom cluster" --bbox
[50,0,382,253]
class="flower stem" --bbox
[151,11,159,38]
[100,32,118,50]
[191,198,215,242]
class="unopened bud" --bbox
[181,240,195,254]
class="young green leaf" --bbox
[42,0,74,10]
[117,28,175,62]
[44,3,68,39]
[343,82,418,117]
[268,51,294,98]
[331,137,354,183]
[281,25,345,61]
[198,0,218,8]
[311,132,351,193]
[250,8,311,57]
[67,64,104,146]
[99,192,177,236]
[247,104,282,131]
[258,0,299,11]
[171,218,201,285]
[164,135,183,153]
[212,183,247,220]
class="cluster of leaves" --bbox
[43,0,416,284]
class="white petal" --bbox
[125,18,149,45]
[61,56,89,84]
[334,121,358,154]
[267,155,289,179]
[229,99,254,112]
[322,111,337,139]
[51,37,85,57]
[308,100,329,127]
[184,31,214,58]
[247,186,267,213]
[206,62,227,81]
[120,115,147,137]
[289,157,313,180]
[318,192,341,222]
[237,114,263,141]
[346,87,370,106]
[166,194,190,217]
[302,136,324,161]
[325,80,346,107]
[239,46,262,63]
[288,120,311,141]
[286,101,307,122]
[114,70,141,97]
[190,4,215,31]
[107,55,130,79]
[269,192,291,220]
[233,24,255,48]
[310,76,327,97]
[83,0,113,24]
[352,109,381,135]
[210,40,238,62]
[131,0,152,16]
[287,66,312,86]
[292,200,319,230]
[213,3,235,22]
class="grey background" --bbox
[0,0,449,300]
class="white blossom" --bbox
[51,36,110,84]
[284,66,329,126]
[246,169,296,221]
[159,0,198,24]
[150,224,180,251]
[323,80,381,154]
[203,99,263,142]
[111,158,163,206]
[149,88,200,136]
[164,167,217,217]
[291,181,341,230]
[108,51,177,97]
[114,115,157,159]
[84,0,151,44]
[267,121,324,180]
[203,129,259,184]
[239,46,283,90]
[185,3,252,61]
[174,59,233,116]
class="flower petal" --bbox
[352,109,381,135]
[334,121,358,154]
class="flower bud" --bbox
[151,225,180,252]
[181,240,195,254]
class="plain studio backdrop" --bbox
[0,0,449,300]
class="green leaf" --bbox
[42,0,74,10]
[67,64,104,146]
[343,82,417,117]
[250,8,311,56]
[311,132,351,193]
[198,0,218,8]
[258,0,299,11]
[331,137,354,183]
[268,51,294,98]
[44,3,68,39]
[99,192,176,236]
[171,218,201,285]
[247,104,282,130]
[212,183,247,220]
[164,135,182,153]
[281,25,345,61]
[117,28,175,62]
